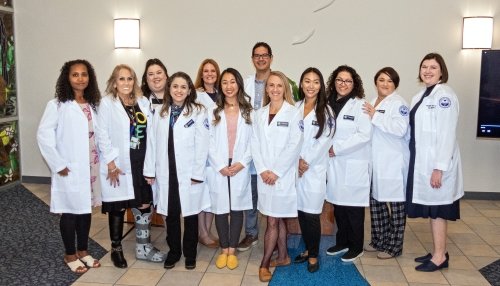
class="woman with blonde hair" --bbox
[252,71,303,282]
[99,64,165,268]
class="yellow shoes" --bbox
[215,254,228,269]
[215,253,239,270]
[227,255,239,270]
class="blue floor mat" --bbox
[270,234,369,286]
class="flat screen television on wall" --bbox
[477,50,500,139]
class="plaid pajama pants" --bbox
[368,196,406,256]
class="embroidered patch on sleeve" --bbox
[298,120,304,132]
[438,97,451,108]
[399,105,409,116]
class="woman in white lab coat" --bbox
[362,67,409,259]
[408,53,463,272]
[141,58,169,112]
[325,65,372,263]
[207,68,253,270]
[143,71,209,270]
[194,58,221,248]
[253,71,303,282]
[37,59,107,274]
[99,64,165,269]
[294,67,335,273]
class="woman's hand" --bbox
[58,167,70,177]
[106,161,123,187]
[298,158,309,177]
[430,169,443,189]
[363,102,376,119]
[228,163,244,176]
[260,170,278,185]
[329,146,335,157]
[220,166,232,177]
[144,176,155,185]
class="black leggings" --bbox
[298,210,321,258]
[60,213,92,255]
[215,210,244,248]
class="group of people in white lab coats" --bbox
[37,49,463,278]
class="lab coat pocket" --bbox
[53,163,79,192]
[345,159,370,188]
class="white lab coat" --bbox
[196,91,217,110]
[409,84,463,205]
[252,101,303,217]
[326,97,372,207]
[206,107,253,214]
[296,101,334,214]
[97,95,152,202]
[143,105,210,216]
[370,92,409,202]
[37,99,118,214]
[244,75,262,109]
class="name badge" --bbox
[376,109,385,113]
[343,115,355,121]
[277,121,289,127]
[184,119,195,128]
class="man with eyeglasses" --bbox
[237,42,273,252]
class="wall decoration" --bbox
[0,121,19,185]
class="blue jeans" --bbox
[244,175,258,237]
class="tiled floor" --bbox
[25,183,499,286]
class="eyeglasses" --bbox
[335,78,353,85]
[252,53,271,60]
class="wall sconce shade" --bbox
[462,17,493,49]
[114,18,140,49]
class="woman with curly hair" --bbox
[37,59,107,274]
[324,65,372,263]
[207,68,254,270]
[193,58,221,248]
[98,64,165,269]
[144,72,210,270]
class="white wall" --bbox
[14,0,500,193]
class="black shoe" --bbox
[415,256,449,272]
[294,252,309,264]
[164,255,180,269]
[414,252,449,263]
[111,246,128,268]
[326,245,349,256]
[307,260,319,273]
[341,250,364,262]
[185,258,196,270]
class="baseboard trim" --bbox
[463,192,500,200]
[22,176,51,184]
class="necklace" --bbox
[119,97,137,126]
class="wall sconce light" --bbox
[462,17,493,49]
[114,18,140,49]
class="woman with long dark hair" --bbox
[207,68,254,270]
[144,72,210,270]
[294,67,335,273]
